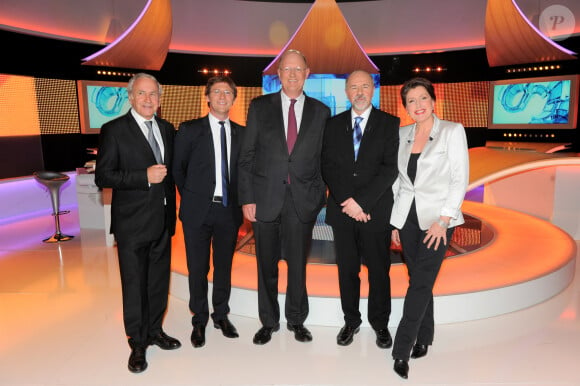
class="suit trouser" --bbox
[392,205,454,361]
[252,186,314,327]
[182,203,239,326]
[332,224,391,330]
[116,229,171,348]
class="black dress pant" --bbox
[252,186,314,327]
[183,203,239,326]
[392,205,454,361]
[332,224,391,330]
[116,229,171,347]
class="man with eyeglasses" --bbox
[173,76,244,349]
[239,49,331,345]
[96,73,181,373]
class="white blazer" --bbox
[390,115,469,230]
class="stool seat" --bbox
[34,171,74,243]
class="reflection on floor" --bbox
[1,208,579,385]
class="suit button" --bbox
[353,173,358,177]
[283,180,287,184]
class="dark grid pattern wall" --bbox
[35,78,80,134]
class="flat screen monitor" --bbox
[488,75,579,130]
[77,80,131,134]
[262,73,380,116]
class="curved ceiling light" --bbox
[264,0,378,75]
[485,0,576,67]
[82,0,172,71]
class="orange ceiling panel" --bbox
[484,0,576,67]
[263,0,378,75]
[82,0,172,71]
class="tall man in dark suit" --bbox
[173,76,244,348]
[322,70,399,348]
[95,73,181,374]
[238,49,331,345]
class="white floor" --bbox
[1,210,580,386]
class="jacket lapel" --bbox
[230,121,240,176]
[201,116,217,177]
[270,92,289,154]
[127,113,156,162]
[293,96,313,153]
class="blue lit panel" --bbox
[263,73,380,116]
[492,80,571,125]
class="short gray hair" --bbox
[127,73,163,95]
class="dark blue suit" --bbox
[173,115,243,325]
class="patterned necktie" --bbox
[353,116,363,161]
[219,121,229,207]
[144,120,162,164]
[287,99,297,154]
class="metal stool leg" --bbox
[34,171,74,243]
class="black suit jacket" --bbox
[238,91,331,223]
[172,115,243,227]
[322,107,399,231]
[95,111,177,241]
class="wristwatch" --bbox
[437,219,449,229]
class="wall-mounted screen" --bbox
[77,80,131,134]
[262,73,380,117]
[488,75,579,129]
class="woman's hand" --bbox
[391,229,401,247]
[423,218,449,250]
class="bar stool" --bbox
[33,171,74,243]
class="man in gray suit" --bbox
[238,49,330,345]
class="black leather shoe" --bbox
[411,344,428,359]
[375,328,392,349]
[336,325,359,346]
[128,345,148,373]
[214,318,239,338]
[287,323,313,342]
[191,323,206,348]
[252,324,280,345]
[150,331,181,350]
[394,359,409,379]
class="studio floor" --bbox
[1,208,580,386]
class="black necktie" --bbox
[219,121,229,207]
[144,120,162,164]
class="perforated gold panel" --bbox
[35,78,79,134]
[380,82,489,128]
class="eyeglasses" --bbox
[211,89,233,96]
[280,67,305,73]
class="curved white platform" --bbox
[170,201,577,327]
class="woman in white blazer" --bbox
[390,78,469,379]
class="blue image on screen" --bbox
[263,73,380,116]
[87,85,131,128]
[492,80,571,125]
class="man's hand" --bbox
[340,197,371,223]
[147,164,167,184]
[242,203,257,222]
